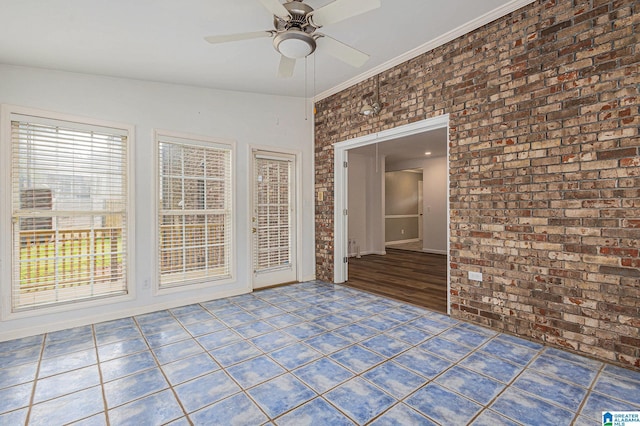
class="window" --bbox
[6,109,131,312]
[157,132,233,288]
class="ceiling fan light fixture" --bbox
[204,0,380,79]
[273,30,316,59]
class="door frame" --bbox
[249,145,302,290]
[333,114,451,314]
[418,179,424,241]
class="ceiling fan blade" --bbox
[310,0,380,27]
[277,55,296,78]
[257,0,291,20]
[205,31,273,44]
[317,35,370,68]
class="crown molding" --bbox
[314,0,537,102]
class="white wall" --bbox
[0,64,314,341]
[385,170,421,242]
[387,156,447,254]
[385,171,421,215]
[346,152,385,256]
[347,153,368,256]
[421,157,447,254]
[368,155,386,255]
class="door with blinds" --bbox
[252,150,297,288]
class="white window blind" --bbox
[10,116,129,311]
[157,134,232,287]
[254,155,292,272]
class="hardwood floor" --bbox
[345,248,447,313]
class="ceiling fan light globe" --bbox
[279,39,313,58]
[273,30,316,59]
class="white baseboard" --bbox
[386,238,420,245]
[349,250,386,257]
[422,248,447,255]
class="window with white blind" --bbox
[157,132,233,288]
[6,110,131,312]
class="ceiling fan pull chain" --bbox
[304,56,308,121]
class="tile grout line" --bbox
[181,302,277,424]
[254,301,374,424]
[395,321,501,425]
[384,312,488,422]
[139,310,195,425]
[572,361,606,424]
[499,347,607,424]
[249,288,414,424]
[97,315,190,423]
[22,335,45,426]
[465,340,546,426]
[426,329,503,425]
[465,342,606,424]
[290,309,463,425]
[295,304,407,423]
[227,292,343,424]
[92,324,110,426]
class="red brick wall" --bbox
[314,0,639,368]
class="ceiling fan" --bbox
[204,0,381,78]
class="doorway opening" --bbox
[333,116,449,313]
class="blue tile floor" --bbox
[1,281,639,425]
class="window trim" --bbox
[0,104,136,320]
[153,129,236,296]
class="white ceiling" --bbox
[0,0,528,99]
[350,127,447,165]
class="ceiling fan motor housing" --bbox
[275,1,316,33]
[273,1,318,58]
